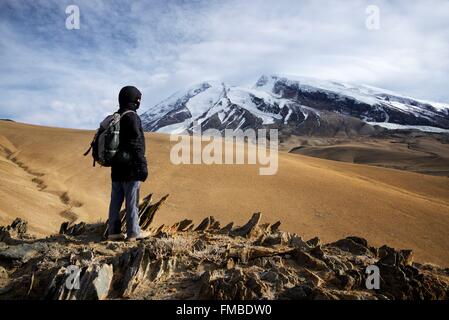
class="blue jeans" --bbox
[108,181,141,237]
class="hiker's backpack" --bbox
[83,110,136,167]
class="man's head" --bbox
[118,86,142,110]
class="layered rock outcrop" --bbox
[0,194,448,300]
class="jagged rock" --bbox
[0,218,29,241]
[306,237,321,248]
[371,246,441,299]
[347,236,368,247]
[228,246,293,264]
[60,222,72,235]
[252,256,285,270]
[400,250,414,266]
[45,263,113,300]
[372,244,449,300]
[45,266,78,300]
[0,231,8,242]
[310,245,326,260]
[258,223,270,232]
[260,232,289,246]
[209,220,220,230]
[0,243,48,264]
[378,245,395,259]
[9,218,28,235]
[70,250,95,266]
[324,254,353,277]
[335,273,356,290]
[269,221,281,233]
[288,234,310,250]
[176,219,193,232]
[293,249,328,271]
[199,269,271,300]
[116,244,177,298]
[93,246,116,257]
[194,217,211,232]
[1,215,448,300]
[117,245,147,297]
[193,239,206,251]
[378,247,415,267]
[59,222,86,236]
[303,269,324,287]
[172,219,193,232]
[262,266,296,290]
[260,270,279,283]
[378,251,398,267]
[230,213,262,238]
[279,284,314,300]
[156,231,169,239]
[194,216,221,232]
[330,237,371,256]
[154,224,165,235]
[140,194,169,231]
[77,264,113,300]
[219,222,233,235]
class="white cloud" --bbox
[0,0,448,128]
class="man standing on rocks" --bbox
[108,86,150,241]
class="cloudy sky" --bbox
[1,0,448,129]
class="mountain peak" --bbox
[141,75,449,135]
[255,74,275,87]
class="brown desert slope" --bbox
[286,135,449,176]
[0,120,449,266]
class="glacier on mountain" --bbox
[140,75,449,136]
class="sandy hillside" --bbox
[0,120,449,266]
[286,135,449,176]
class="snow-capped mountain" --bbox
[140,75,449,136]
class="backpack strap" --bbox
[119,110,136,119]
[83,129,100,156]
[83,145,92,156]
[83,134,98,156]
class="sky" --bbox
[0,0,448,129]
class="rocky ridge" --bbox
[0,194,448,300]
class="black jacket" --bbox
[111,107,148,182]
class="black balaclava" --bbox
[118,86,142,110]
